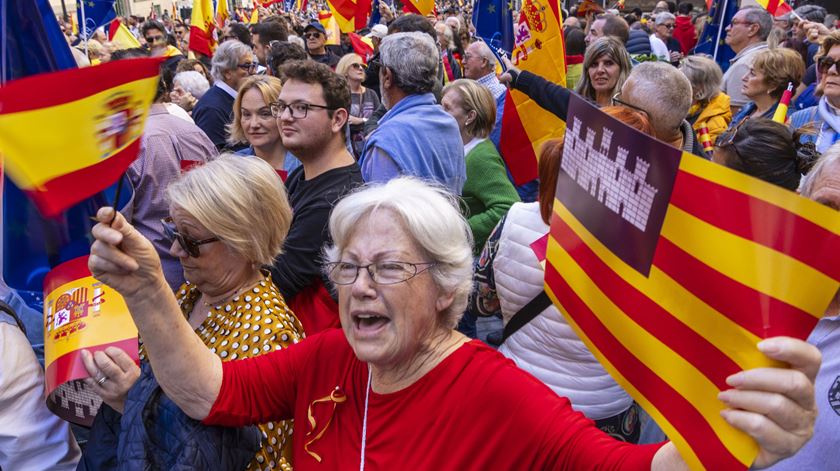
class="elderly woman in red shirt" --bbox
[87,177,820,470]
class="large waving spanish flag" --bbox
[328,0,372,33]
[545,94,840,470]
[189,0,216,57]
[0,58,160,217]
[402,0,434,16]
[755,0,793,16]
[501,0,566,185]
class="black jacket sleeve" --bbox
[268,201,331,301]
[513,70,572,122]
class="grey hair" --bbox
[655,12,675,25]
[323,177,474,330]
[471,40,497,72]
[741,6,773,41]
[380,32,439,95]
[173,71,210,99]
[435,22,454,50]
[679,55,723,102]
[800,143,840,198]
[210,40,252,82]
[623,61,692,137]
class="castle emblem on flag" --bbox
[563,117,658,232]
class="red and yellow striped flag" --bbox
[0,58,160,217]
[545,94,840,470]
[402,0,434,16]
[501,0,566,185]
[755,0,793,16]
[772,82,794,123]
[189,0,216,57]
[327,0,372,33]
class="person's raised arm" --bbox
[651,336,820,470]
[88,207,222,420]
[498,57,573,121]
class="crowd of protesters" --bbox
[3,0,840,470]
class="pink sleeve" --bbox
[202,334,321,427]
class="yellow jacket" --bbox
[691,93,732,145]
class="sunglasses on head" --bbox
[161,217,219,257]
[817,56,840,75]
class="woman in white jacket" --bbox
[471,107,654,443]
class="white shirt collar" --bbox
[464,137,485,155]
[215,81,238,99]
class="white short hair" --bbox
[655,12,676,25]
[173,71,210,99]
[624,61,692,136]
[324,178,474,329]
[800,143,840,198]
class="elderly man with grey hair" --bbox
[722,6,772,113]
[360,32,466,195]
[616,61,707,157]
[192,40,256,149]
[463,40,506,147]
[763,144,840,471]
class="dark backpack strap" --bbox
[502,291,553,343]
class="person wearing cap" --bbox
[303,21,340,68]
[367,24,388,54]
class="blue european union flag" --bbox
[76,0,116,40]
[472,0,514,53]
[694,0,737,72]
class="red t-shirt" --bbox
[205,329,663,469]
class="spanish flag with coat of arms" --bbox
[0,57,160,217]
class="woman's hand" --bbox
[88,207,166,301]
[718,336,820,468]
[82,347,141,414]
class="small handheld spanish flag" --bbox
[0,58,160,217]
[772,82,794,124]
[699,124,714,154]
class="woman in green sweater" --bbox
[442,79,521,255]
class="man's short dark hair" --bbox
[267,42,308,77]
[677,2,692,15]
[387,13,437,42]
[252,21,289,44]
[280,60,351,114]
[600,14,630,44]
[227,22,253,46]
[141,20,167,38]
[564,27,586,56]
[111,47,150,61]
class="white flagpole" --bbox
[712,0,728,64]
[80,0,89,58]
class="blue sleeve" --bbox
[360,146,402,183]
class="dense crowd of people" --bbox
[2,0,840,470]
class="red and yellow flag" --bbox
[189,0,216,57]
[328,0,372,33]
[402,0,434,16]
[319,10,342,46]
[755,0,793,16]
[501,0,567,185]
[43,256,139,426]
[0,58,159,217]
[216,0,230,29]
[545,94,840,470]
[108,18,142,50]
[772,82,794,123]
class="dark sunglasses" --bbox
[350,62,366,70]
[145,35,165,43]
[304,32,322,39]
[817,56,840,75]
[160,217,219,257]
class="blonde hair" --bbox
[228,75,283,146]
[752,47,805,98]
[166,154,292,266]
[335,53,364,77]
[442,79,496,139]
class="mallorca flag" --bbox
[328,0,372,33]
[43,255,139,426]
[500,0,566,185]
[402,0,434,16]
[189,0,216,57]
[0,58,160,217]
[108,18,141,49]
[755,0,793,16]
[545,94,840,470]
[216,0,230,29]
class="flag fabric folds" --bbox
[500,0,566,185]
[694,0,737,71]
[755,0,793,16]
[319,11,342,46]
[368,0,382,27]
[348,32,375,62]
[0,0,77,82]
[216,0,230,29]
[76,0,116,40]
[545,93,840,470]
[472,0,514,53]
[189,0,216,57]
[0,58,160,217]
[108,18,142,50]
[402,0,434,16]
[328,0,372,33]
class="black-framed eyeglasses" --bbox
[270,101,335,119]
[611,92,651,119]
[326,261,437,285]
[817,56,840,75]
[160,217,219,258]
[237,62,258,72]
[660,23,675,29]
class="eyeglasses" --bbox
[817,56,840,75]
[728,20,755,28]
[270,101,335,119]
[350,62,366,70]
[326,261,437,285]
[304,32,322,39]
[145,35,165,43]
[160,217,220,258]
[660,23,675,29]
[611,92,651,119]
[237,62,258,72]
